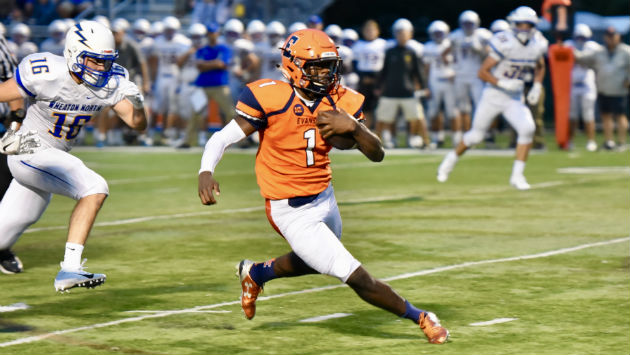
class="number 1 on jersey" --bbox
[303,128,316,167]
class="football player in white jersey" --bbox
[450,11,492,131]
[259,21,286,82]
[437,6,546,190]
[132,18,154,59]
[424,20,457,147]
[40,20,68,56]
[0,21,147,290]
[325,24,358,89]
[223,19,259,103]
[566,24,600,151]
[149,16,192,145]
[7,23,38,62]
[352,19,387,128]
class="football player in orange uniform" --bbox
[198,29,448,344]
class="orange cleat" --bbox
[236,260,262,320]
[419,312,449,344]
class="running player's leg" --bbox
[503,100,535,189]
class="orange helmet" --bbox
[280,29,341,96]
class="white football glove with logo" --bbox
[497,79,524,94]
[0,122,41,155]
[526,82,542,105]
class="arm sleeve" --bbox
[199,119,247,174]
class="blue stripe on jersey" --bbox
[488,42,505,59]
[353,104,364,119]
[267,91,296,118]
[238,86,266,117]
[20,160,72,186]
[239,115,267,130]
[14,67,35,97]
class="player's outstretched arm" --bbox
[112,87,148,131]
[0,78,24,103]
[317,109,384,162]
[198,116,254,205]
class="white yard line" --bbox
[0,236,627,348]
[469,318,519,326]
[557,166,630,175]
[124,310,231,314]
[299,313,353,323]
[0,303,30,313]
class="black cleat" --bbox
[0,249,23,274]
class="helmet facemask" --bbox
[73,51,120,88]
[513,22,535,44]
[297,57,341,97]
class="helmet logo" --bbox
[293,104,304,116]
[74,23,92,49]
[283,35,299,57]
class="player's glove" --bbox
[497,79,524,94]
[526,82,542,105]
[0,122,41,155]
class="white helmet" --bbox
[507,6,538,43]
[490,19,510,33]
[224,18,244,34]
[342,28,359,42]
[150,21,164,36]
[65,21,121,88]
[246,19,266,35]
[133,18,151,33]
[188,23,207,37]
[266,21,286,36]
[459,10,480,27]
[92,15,111,29]
[573,23,592,39]
[48,19,68,35]
[112,18,130,33]
[325,24,343,39]
[392,18,413,33]
[11,23,30,38]
[162,16,181,31]
[428,20,449,42]
[288,22,306,34]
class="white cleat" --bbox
[437,151,457,183]
[54,260,106,292]
[510,175,531,190]
[586,140,597,152]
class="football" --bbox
[325,133,357,150]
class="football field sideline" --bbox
[1,235,627,348]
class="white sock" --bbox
[452,131,463,145]
[96,132,106,142]
[437,130,445,141]
[62,242,84,271]
[512,160,526,177]
[382,129,392,143]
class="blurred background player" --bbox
[246,19,267,80]
[174,23,210,148]
[132,18,155,59]
[150,20,164,39]
[437,6,546,190]
[306,14,324,30]
[223,18,259,104]
[149,16,191,146]
[7,23,37,62]
[352,19,387,129]
[40,19,67,56]
[288,21,307,34]
[340,28,360,90]
[325,24,357,89]
[259,20,286,81]
[375,18,428,149]
[450,11,492,132]
[566,24,600,151]
[424,20,457,147]
[574,27,630,151]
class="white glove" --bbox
[497,79,524,94]
[0,122,41,155]
[526,82,542,105]
[122,83,145,109]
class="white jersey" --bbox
[179,48,199,84]
[136,36,154,60]
[487,31,546,90]
[15,53,135,151]
[7,41,38,62]
[565,39,599,92]
[423,39,455,81]
[152,33,191,78]
[450,28,492,80]
[352,38,387,73]
[39,38,65,56]
[260,40,285,81]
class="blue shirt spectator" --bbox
[195,37,232,87]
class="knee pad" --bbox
[463,129,485,146]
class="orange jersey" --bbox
[235,79,365,200]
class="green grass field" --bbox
[0,142,628,354]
